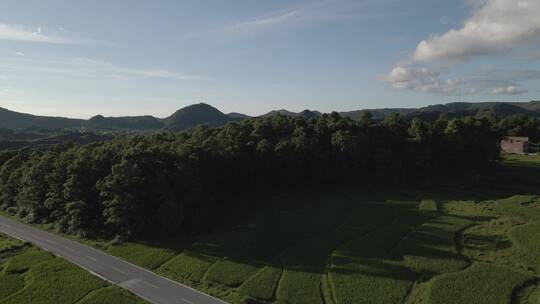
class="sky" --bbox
[0,0,539,118]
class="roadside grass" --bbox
[3,258,107,304]
[0,273,25,299]
[159,251,219,283]
[0,236,23,252]
[0,234,146,304]
[78,286,147,304]
[7,171,540,304]
[106,240,184,270]
[239,262,282,301]
[426,262,531,304]
[3,249,54,273]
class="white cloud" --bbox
[224,10,301,34]
[15,51,24,56]
[220,0,416,36]
[221,0,344,35]
[0,23,88,44]
[380,0,540,96]
[378,64,468,95]
[0,56,201,81]
[491,85,527,95]
[379,64,539,96]
[414,0,540,62]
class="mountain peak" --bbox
[164,103,232,131]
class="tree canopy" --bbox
[0,113,503,239]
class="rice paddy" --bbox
[7,154,540,304]
[0,234,146,304]
[99,179,540,304]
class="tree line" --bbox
[0,113,504,239]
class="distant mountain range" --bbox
[0,103,241,132]
[1,101,540,132]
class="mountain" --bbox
[411,102,540,120]
[259,101,540,121]
[262,109,298,117]
[2,101,540,133]
[520,101,540,112]
[227,112,251,120]
[163,103,233,131]
[0,104,242,133]
[340,108,416,120]
[0,107,84,130]
[299,110,322,119]
[262,109,322,118]
[86,115,163,130]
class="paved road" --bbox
[0,215,228,304]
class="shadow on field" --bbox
[126,182,540,286]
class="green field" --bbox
[0,234,146,304]
[502,154,540,168]
[7,154,540,304]
[92,154,540,304]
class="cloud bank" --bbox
[0,23,88,44]
[380,0,539,97]
[0,56,201,81]
[379,64,537,96]
[414,0,540,62]
[492,85,528,95]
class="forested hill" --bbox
[339,101,540,120]
[262,101,540,120]
[0,107,85,130]
[163,103,234,131]
[0,113,503,239]
[1,101,540,132]
[0,103,243,132]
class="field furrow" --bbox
[327,198,427,304]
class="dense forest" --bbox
[0,112,533,240]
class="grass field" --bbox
[96,172,540,304]
[502,153,540,168]
[0,234,146,304]
[8,153,540,304]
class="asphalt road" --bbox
[0,215,228,304]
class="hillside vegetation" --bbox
[4,110,540,303]
[0,103,241,132]
[2,101,540,132]
[0,113,501,239]
[0,234,145,304]
[0,107,84,130]
[40,157,540,304]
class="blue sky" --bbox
[0,0,538,118]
